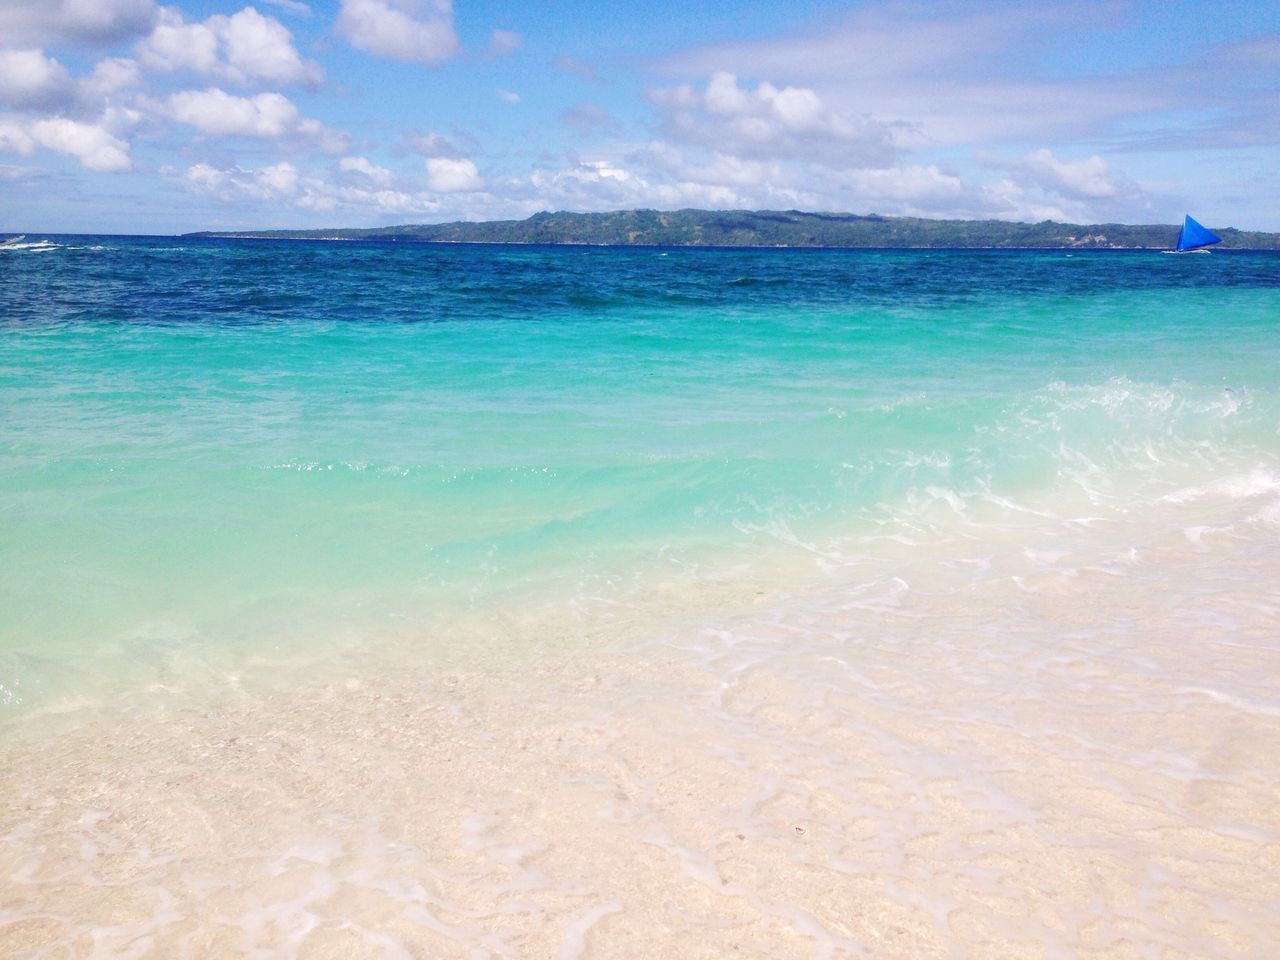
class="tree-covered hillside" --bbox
[187,208,1280,249]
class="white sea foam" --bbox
[0,239,60,252]
[1163,468,1280,504]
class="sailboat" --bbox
[1163,215,1221,254]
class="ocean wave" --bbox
[0,237,60,252]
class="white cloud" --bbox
[167,88,296,136]
[138,9,218,77]
[648,71,900,167]
[620,7,1174,223]
[339,154,394,185]
[525,158,751,212]
[560,102,615,135]
[262,0,312,16]
[408,129,469,158]
[336,0,459,65]
[217,7,322,86]
[640,141,781,189]
[651,5,1170,148]
[425,155,480,192]
[0,0,158,48]
[0,160,40,179]
[295,119,346,153]
[551,54,602,84]
[1014,148,1136,201]
[789,154,1149,224]
[613,142,990,218]
[0,48,145,179]
[137,6,322,87]
[30,117,131,170]
[0,119,35,155]
[180,158,448,217]
[490,29,521,56]
[486,138,1147,225]
[979,177,1072,223]
[0,49,73,110]
[82,57,143,100]
[0,50,144,114]
[185,161,228,189]
[167,137,1152,228]
[526,160,647,207]
[960,148,1150,222]
[162,87,346,151]
[497,88,520,103]
[839,165,966,211]
[185,159,296,199]
[170,142,1142,228]
[658,5,1049,86]
[257,160,298,195]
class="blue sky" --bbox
[1,0,1277,233]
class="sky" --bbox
[1,0,1277,234]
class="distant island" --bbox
[185,208,1280,249]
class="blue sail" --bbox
[1175,215,1222,252]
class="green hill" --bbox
[186,208,1280,249]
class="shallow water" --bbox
[2,239,1278,957]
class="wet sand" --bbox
[3,503,1279,959]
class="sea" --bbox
[2,236,1278,958]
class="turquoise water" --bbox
[2,238,1279,708]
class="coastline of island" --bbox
[182,208,1280,249]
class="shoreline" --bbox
[3,485,1278,957]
